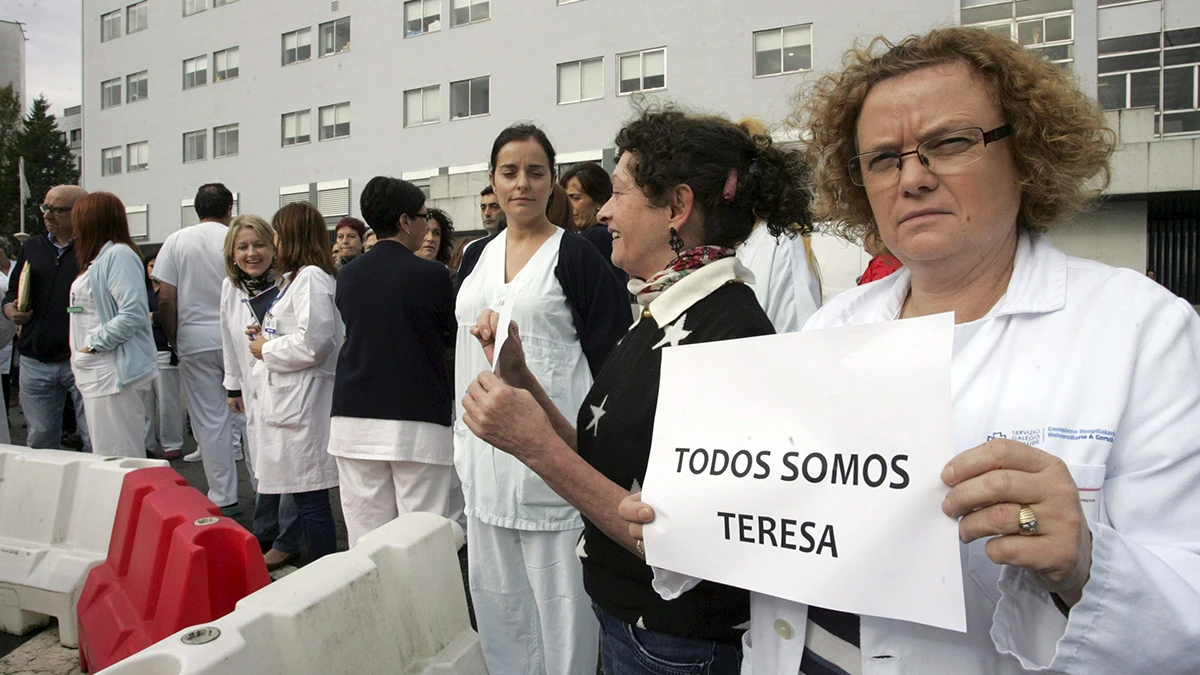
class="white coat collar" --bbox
[835,232,1066,325]
[643,257,756,329]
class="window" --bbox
[214,0,238,5]
[214,47,239,81]
[754,25,812,77]
[183,55,208,89]
[126,205,148,238]
[126,71,148,103]
[126,2,148,33]
[404,0,441,37]
[450,76,489,118]
[317,180,351,218]
[102,9,122,41]
[404,86,440,126]
[101,146,123,176]
[618,48,666,94]
[183,129,207,162]
[101,77,122,109]
[319,102,351,140]
[184,0,207,16]
[557,58,603,104]
[1097,27,1200,135]
[214,123,239,157]
[451,0,488,26]
[127,141,149,171]
[282,110,312,146]
[960,0,1075,66]
[319,17,351,56]
[69,129,82,148]
[282,28,312,65]
[280,185,309,207]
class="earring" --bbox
[669,227,685,255]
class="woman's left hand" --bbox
[461,370,555,465]
[942,438,1092,604]
[248,335,266,360]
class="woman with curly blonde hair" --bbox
[621,26,1200,674]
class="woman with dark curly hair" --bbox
[419,208,455,266]
[460,109,812,673]
[621,27,1200,674]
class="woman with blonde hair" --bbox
[246,202,342,562]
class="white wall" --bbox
[1043,200,1148,272]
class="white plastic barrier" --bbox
[99,512,488,675]
[0,446,166,646]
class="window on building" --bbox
[214,0,238,5]
[319,102,351,140]
[101,77,122,109]
[282,110,312,146]
[404,86,440,126]
[317,180,351,218]
[184,0,208,16]
[282,28,313,65]
[319,17,351,56]
[404,0,441,37]
[961,0,1075,66]
[557,58,603,104]
[126,70,148,103]
[450,76,489,118]
[214,123,239,157]
[214,47,239,81]
[1098,27,1200,135]
[101,146,123,176]
[618,48,666,94]
[183,129,207,162]
[126,205,148,238]
[69,129,82,148]
[183,55,208,89]
[101,10,122,42]
[754,24,812,77]
[280,185,309,207]
[126,2,148,33]
[451,0,488,26]
[127,141,149,171]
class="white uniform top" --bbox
[0,266,14,375]
[68,269,120,398]
[151,221,227,356]
[454,228,591,531]
[247,266,341,494]
[736,225,821,334]
[733,233,1200,674]
[219,277,257,394]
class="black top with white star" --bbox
[577,281,775,645]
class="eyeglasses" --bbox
[39,204,73,215]
[847,124,1013,189]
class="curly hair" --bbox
[615,106,812,248]
[800,27,1115,243]
[427,207,455,265]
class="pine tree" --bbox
[15,96,80,234]
[0,85,21,236]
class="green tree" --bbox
[0,85,21,236]
[14,96,80,234]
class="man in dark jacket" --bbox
[3,185,91,450]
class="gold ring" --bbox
[1018,505,1038,535]
[635,539,645,557]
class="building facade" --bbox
[0,19,26,110]
[80,0,1200,299]
[58,104,82,174]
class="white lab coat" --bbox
[736,225,821,333]
[737,233,1200,673]
[220,277,263,482]
[247,266,341,494]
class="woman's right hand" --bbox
[470,309,528,382]
[227,397,244,414]
[618,492,657,546]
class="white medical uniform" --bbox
[736,224,821,333]
[220,278,265,486]
[454,228,600,675]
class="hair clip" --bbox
[723,169,739,204]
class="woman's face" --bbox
[490,139,553,226]
[566,177,599,230]
[597,152,675,280]
[146,257,155,277]
[855,61,1021,271]
[363,232,377,253]
[336,227,363,260]
[418,221,441,261]
[234,227,273,277]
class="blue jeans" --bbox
[291,489,337,562]
[593,603,741,675]
[253,492,303,555]
[20,356,90,452]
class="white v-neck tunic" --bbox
[454,228,592,531]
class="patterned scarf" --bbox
[628,245,736,306]
[241,271,273,295]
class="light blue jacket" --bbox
[86,241,156,388]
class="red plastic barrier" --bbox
[76,467,269,673]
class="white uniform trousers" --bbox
[142,351,184,454]
[335,456,453,546]
[85,380,151,457]
[467,517,599,675]
[178,349,237,507]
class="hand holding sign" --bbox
[469,306,526,380]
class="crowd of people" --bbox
[3,25,1198,675]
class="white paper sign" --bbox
[491,301,513,374]
[642,313,965,632]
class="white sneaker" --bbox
[183,450,202,463]
[234,447,244,461]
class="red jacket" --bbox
[858,254,902,285]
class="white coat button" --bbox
[774,619,793,640]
